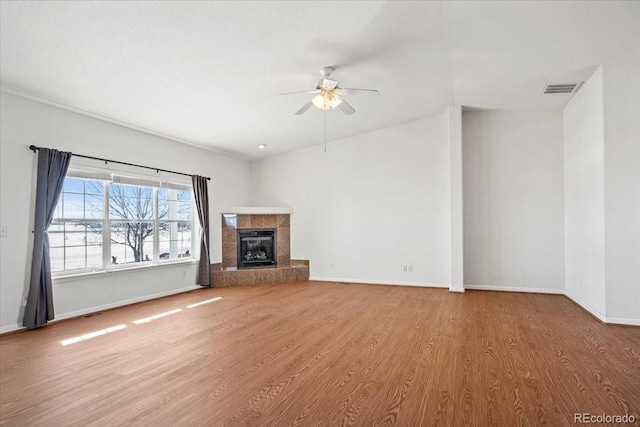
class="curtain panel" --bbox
[23,148,72,329]
[192,175,211,287]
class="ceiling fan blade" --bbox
[295,102,313,115]
[279,89,320,96]
[340,88,380,96]
[337,98,355,115]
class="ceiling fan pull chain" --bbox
[324,110,327,154]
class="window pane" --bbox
[180,221,189,238]
[158,199,168,220]
[158,221,192,260]
[53,198,63,221]
[84,180,104,196]
[178,190,191,202]
[48,222,66,248]
[63,193,84,219]
[142,239,154,262]
[157,188,167,200]
[110,242,127,265]
[63,177,84,193]
[48,222,104,273]
[111,184,152,200]
[160,188,177,220]
[109,184,153,220]
[65,223,85,248]
[159,188,191,220]
[86,223,103,244]
[87,245,103,269]
[110,221,154,264]
[65,246,86,270]
[85,194,104,219]
[50,247,65,273]
[178,202,192,220]
[57,179,105,221]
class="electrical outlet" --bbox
[182,270,187,278]
[403,265,407,272]
[0,225,7,237]
[408,265,413,273]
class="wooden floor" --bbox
[1,282,639,426]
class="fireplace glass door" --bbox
[237,229,276,269]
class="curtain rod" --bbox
[29,145,210,181]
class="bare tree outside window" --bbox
[108,183,155,263]
[84,182,191,264]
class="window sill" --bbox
[52,259,198,283]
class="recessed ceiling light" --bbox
[258,144,267,149]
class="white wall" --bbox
[562,67,607,319]
[250,115,452,287]
[0,92,251,332]
[603,61,640,324]
[463,110,565,293]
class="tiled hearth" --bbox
[210,212,309,287]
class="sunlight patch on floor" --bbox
[133,308,183,324]
[60,297,222,346]
[186,297,222,309]
[60,324,127,346]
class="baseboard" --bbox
[605,317,640,327]
[0,323,23,334]
[0,285,202,335]
[309,276,449,288]
[464,284,565,295]
[563,291,607,323]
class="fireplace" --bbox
[215,212,309,286]
[237,228,277,269]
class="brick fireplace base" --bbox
[210,260,309,287]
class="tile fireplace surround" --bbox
[210,210,309,287]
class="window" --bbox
[50,178,105,272]
[50,173,194,275]
[158,187,193,261]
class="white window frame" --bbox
[51,169,197,278]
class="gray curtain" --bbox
[192,175,211,287]
[24,148,72,329]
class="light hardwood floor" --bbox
[1,282,639,426]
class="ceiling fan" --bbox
[280,66,380,115]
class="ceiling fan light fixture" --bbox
[312,92,342,110]
[281,66,377,115]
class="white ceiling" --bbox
[1,1,639,160]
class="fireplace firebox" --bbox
[237,229,277,269]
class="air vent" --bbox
[542,82,583,94]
